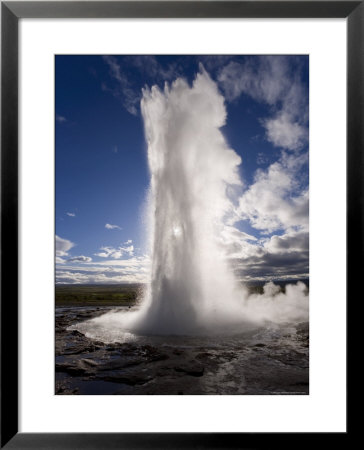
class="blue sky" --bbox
[56,55,309,284]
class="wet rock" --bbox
[106,343,122,351]
[195,352,212,360]
[80,358,99,367]
[271,350,308,369]
[293,381,309,386]
[98,358,144,371]
[174,361,204,377]
[131,344,169,363]
[56,382,79,395]
[156,367,173,377]
[56,363,87,376]
[55,358,101,376]
[63,344,101,355]
[150,353,169,362]
[71,330,85,338]
[173,349,184,356]
[99,373,153,386]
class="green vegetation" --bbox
[55,284,143,306]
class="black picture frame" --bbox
[1,1,357,448]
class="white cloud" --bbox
[263,230,308,254]
[66,212,76,217]
[218,56,291,104]
[198,55,233,72]
[125,55,179,82]
[218,56,308,151]
[94,243,134,259]
[256,152,269,165]
[55,235,75,257]
[56,255,150,284]
[102,55,139,115]
[95,247,118,258]
[68,255,93,263]
[56,114,67,123]
[263,112,307,151]
[102,56,182,116]
[105,223,121,230]
[90,255,149,268]
[233,153,308,234]
[122,244,135,257]
[56,270,146,284]
[218,225,259,259]
[56,256,67,264]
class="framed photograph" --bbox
[2,1,357,447]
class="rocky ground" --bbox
[56,306,309,395]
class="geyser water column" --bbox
[139,66,243,334]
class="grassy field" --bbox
[56,279,309,307]
[55,284,143,306]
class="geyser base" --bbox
[71,281,309,341]
[57,305,309,395]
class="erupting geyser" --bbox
[138,66,244,334]
[72,67,308,340]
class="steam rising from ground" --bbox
[73,67,308,340]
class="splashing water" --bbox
[72,67,308,341]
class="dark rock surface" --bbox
[55,307,309,395]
